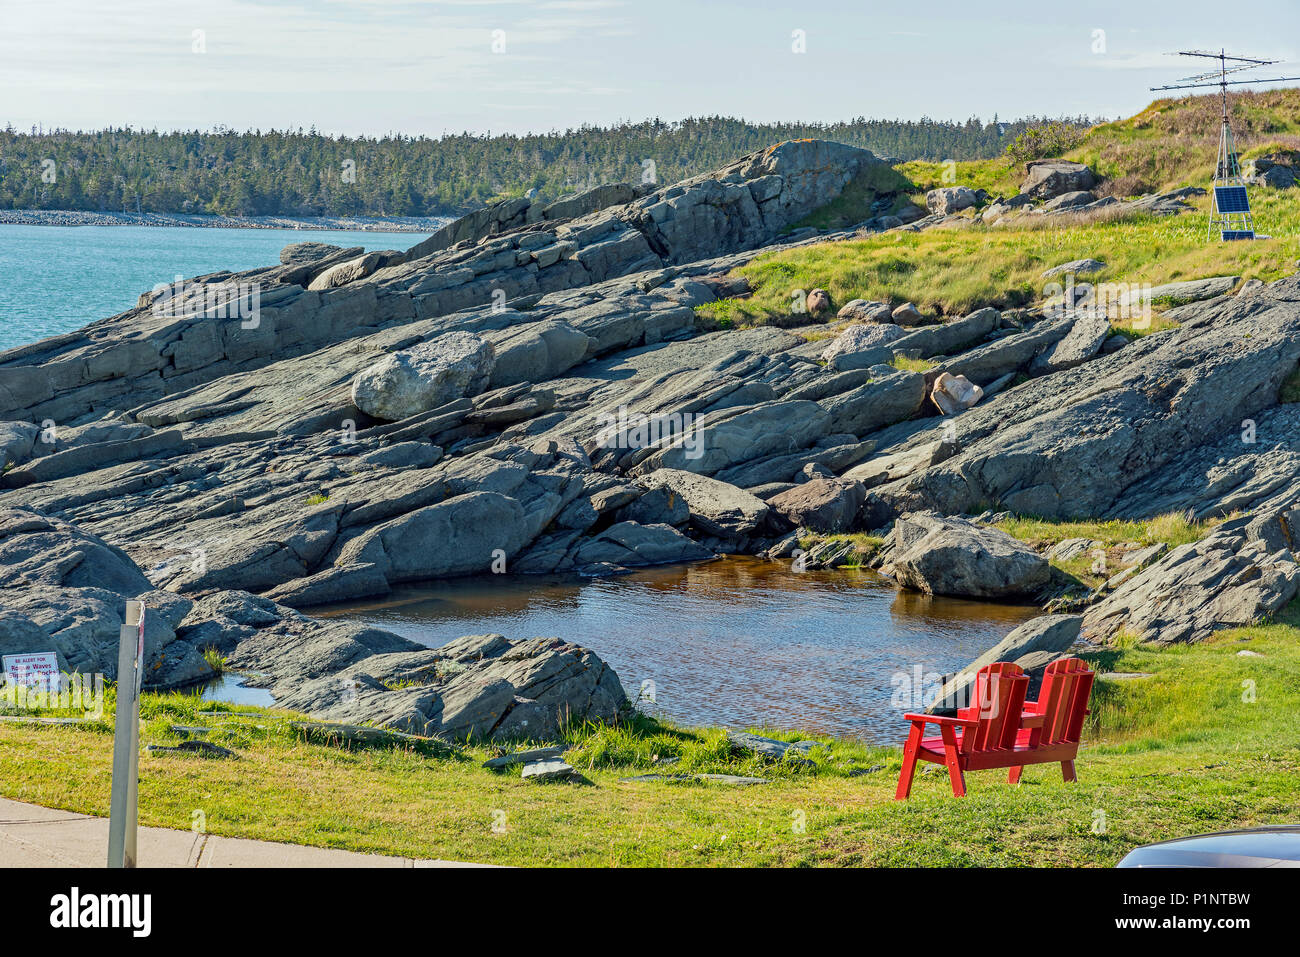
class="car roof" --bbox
[1119,826,1300,868]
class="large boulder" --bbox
[1042,258,1106,279]
[336,490,531,583]
[351,332,496,421]
[1020,160,1098,200]
[926,187,978,216]
[1256,165,1297,189]
[570,521,712,568]
[930,614,1083,712]
[249,629,628,742]
[888,511,1050,599]
[766,478,865,532]
[1142,276,1239,306]
[1041,190,1097,211]
[626,139,911,266]
[633,400,831,476]
[279,242,343,265]
[821,323,906,368]
[0,421,39,469]
[821,370,927,435]
[836,299,894,323]
[638,468,773,539]
[307,252,385,290]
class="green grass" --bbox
[795,531,887,567]
[898,156,1021,198]
[694,189,1300,325]
[1068,90,1300,195]
[993,511,1218,550]
[2,609,1299,866]
[993,511,1225,591]
[890,355,937,373]
[696,90,1300,330]
[902,89,1300,201]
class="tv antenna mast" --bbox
[1151,50,1300,241]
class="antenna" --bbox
[1151,50,1300,241]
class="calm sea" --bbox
[0,223,435,352]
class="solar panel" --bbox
[1222,230,1256,241]
[1214,186,1251,214]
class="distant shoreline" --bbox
[0,209,453,233]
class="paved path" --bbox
[0,797,488,868]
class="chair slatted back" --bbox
[1034,658,1095,746]
[957,661,1024,718]
[960,663,1028,754]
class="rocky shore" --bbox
[3,138,1298,737]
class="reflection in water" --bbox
[316,558,1040,742]
[197,673,275,708]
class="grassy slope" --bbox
[701,90,1300,325]
[2,594,1298,867]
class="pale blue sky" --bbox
[2,0,1298,136]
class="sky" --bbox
[2,0,1299,137]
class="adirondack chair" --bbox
[895,662,1028,799]
[895,658,1095,799]
[1006,657,1095,785]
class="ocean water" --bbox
[0,223,435,352]
[315,559,1040,742]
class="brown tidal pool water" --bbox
[316,558,1040,742]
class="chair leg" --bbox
[1061,760,1077,783]
[895,724,923,800]
[939,725,966,797]
[1008,765,1023,785]
[945,753,967,797]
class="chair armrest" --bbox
[1019,713,1045,729]
[902,713,978,728]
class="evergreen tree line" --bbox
[0,115,1098,218]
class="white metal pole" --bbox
[108,600,144,868]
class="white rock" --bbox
[820,323,905,363]
[930,372,983,415]
[351,332,495,422]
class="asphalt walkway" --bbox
[0,797,488,868]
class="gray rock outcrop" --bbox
[1020,160,1098,200]
[926,187,978,215]
[887,511,1050,599]
[351,332,495,421]
[7,135,1300,704]
[1081,513,1300,645]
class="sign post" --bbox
[108,600,145,869]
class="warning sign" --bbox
[2,651,62,691]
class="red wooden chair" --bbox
[895,662,1028,799]
[1006,657,1095,785]
[894,657,1095,799]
